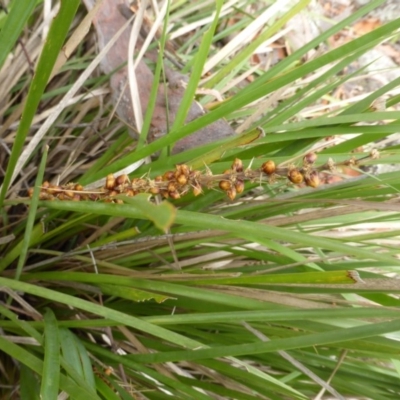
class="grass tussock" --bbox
[1,0,400,398]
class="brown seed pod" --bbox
[163,171,175,181]
[304,170,320,188]
[226,186,237,201]
[27,187,34,198]
[160,190,169,198]
[74,184,84,191]
[116,174,129,186]
[169,190,181,199]
[235,179,244,194]
[231,158,243,173]
[304,152,317,165]
[288,168,304,184]
[219,180,232,191]
[73,194,81,201]
[105,174,116,190]
[261,160,276,175]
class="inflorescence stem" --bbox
[29,151,379,203]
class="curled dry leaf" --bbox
[82,0,235,153]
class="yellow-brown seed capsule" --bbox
[235,179,244,194]
[176,174,188,185]
[105,174,116,190]
[226,187,237,201]
[149,186,160,195]
[39,192,54,200]
[261,160,276,175]
[74,184,84,191]
[231,158,243,173]
[175,164,190,177]
[168,181,177,193]
[64,190,75,198]
[27,187,34,197]
[47,184,62,195]
[288,168,304,184]
[304,171,320,188]
[192,183,202,197]
[116,174,129,186]
[219,180,232,191]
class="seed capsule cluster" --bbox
[29,151,378,203]
[218,158,245,200]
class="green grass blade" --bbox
[41,308,61,399]
[0,335,99,399]
[129,319,400,364]
[59,328,96,391]
[0,304,42,344]
[20,364,40,400]
[0,224,45,272]
[32,200,400,266]
[0,0,37,69]
[0,276,202,349]
[119,193,176,232]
